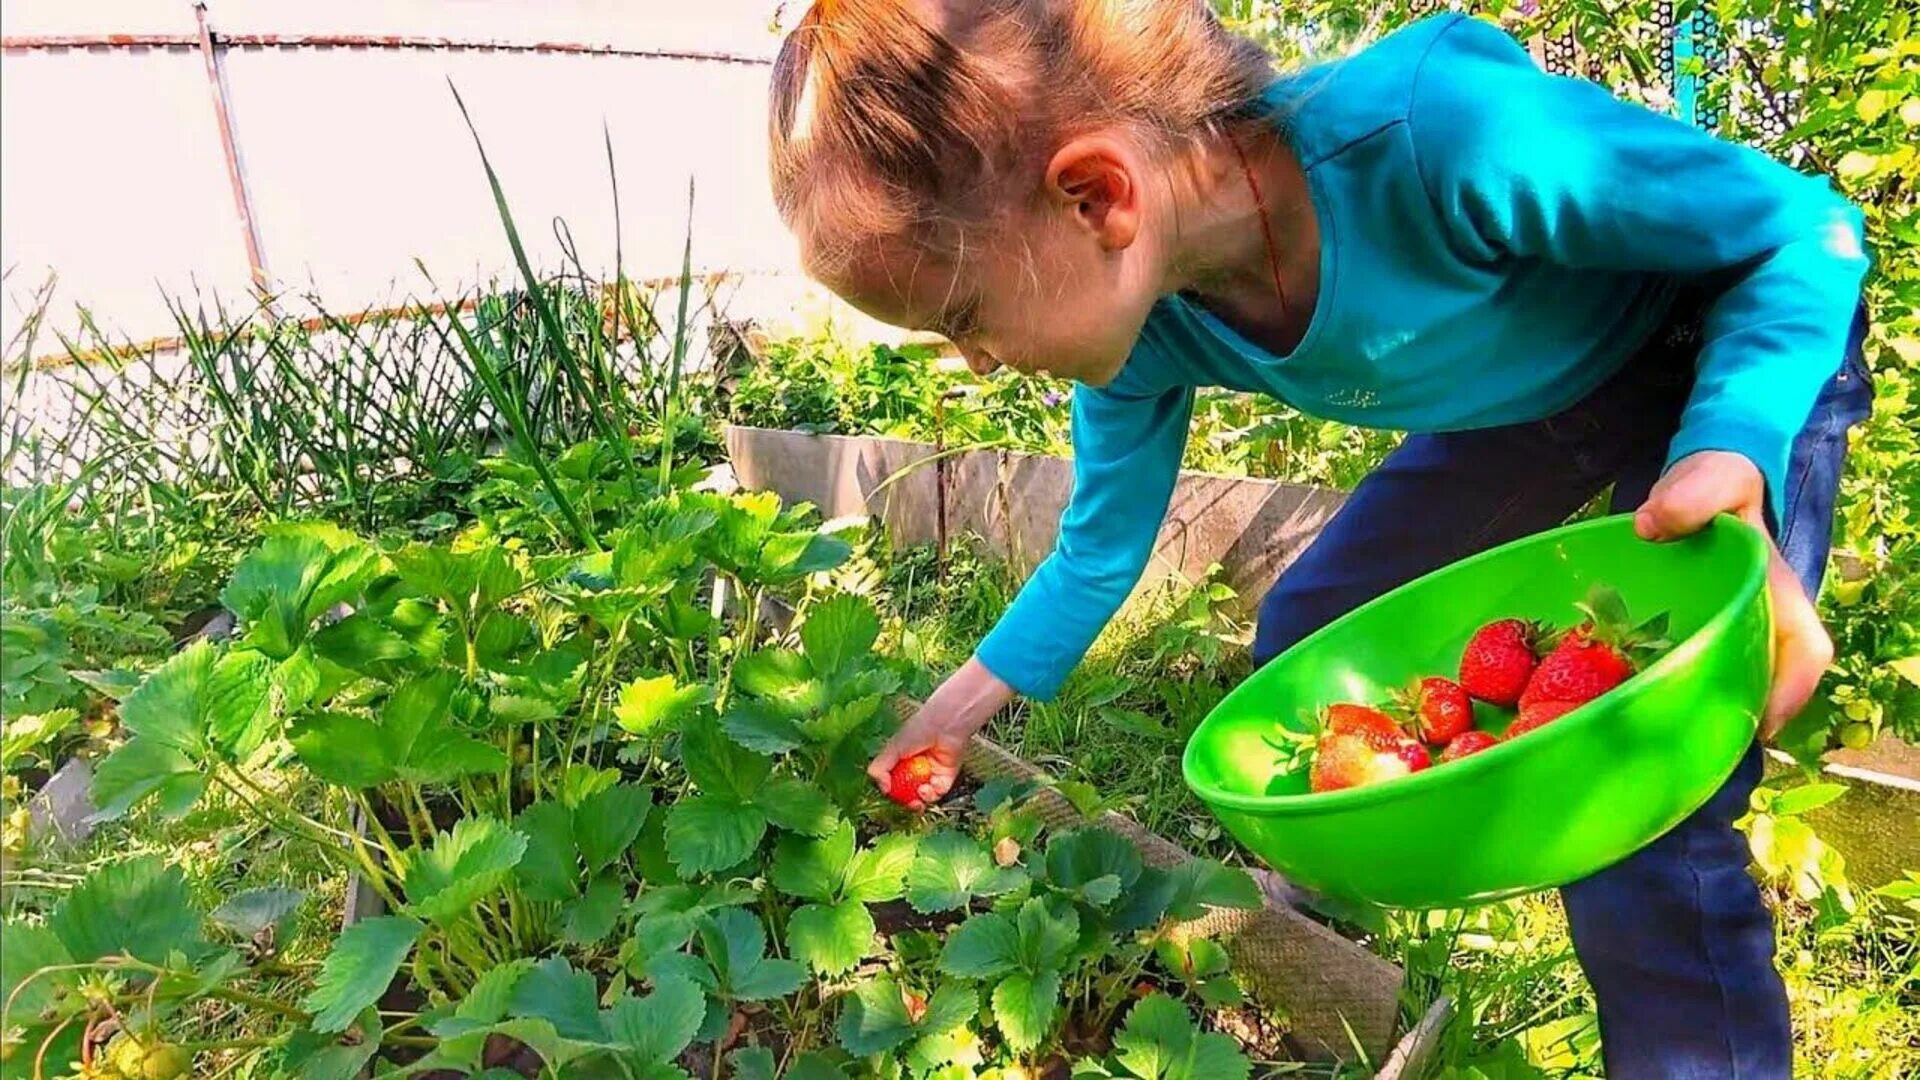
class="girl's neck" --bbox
[1165,125,1321,354]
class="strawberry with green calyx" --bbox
[1309,728,1430,793]
[1263,702,1400,773]
[1391,676,1474,744]
[1438,729,1499,762]
[1520,585,1670,709]
[887,753,938,808]
[1458,619,1544,706]
[1507,700,1580,739]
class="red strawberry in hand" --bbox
[1459,619,1541,707]
[1396,676,1474,744]
[1439,729,1499,761]
[887,753,938,808]
[1310,729,1430,793]
[1507,700,1580,739]
[1519,587,1669,709]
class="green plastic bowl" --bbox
[1182,514,1771,909]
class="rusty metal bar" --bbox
[192,3,271,295]
[0,31,772,66]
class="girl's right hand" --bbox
[868,656,1015,809]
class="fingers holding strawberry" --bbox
[869,657,1013,811]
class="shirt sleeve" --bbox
[1408,16,1869,525]
[974,378,1194,700]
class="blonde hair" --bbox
[769,0,1273,276]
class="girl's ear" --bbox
[1045,135,1142,252]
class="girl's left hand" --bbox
[1633,450,1832,739]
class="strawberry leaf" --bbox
[90,736,206,821]
[836,975,918,1056]
[1015,896,1080,973]
[1045,828,1143,901]
[787,899,877,975]
[665,794,767,878]
[939,911,1021,979]
[514,800,581,902]
[562,876,626,946]
[508,956,604,1042]
[701,908,806,1001]
[51,854,202,964]
[990,969,1060,1055]
[770,821,855,903]
[2,921,73,1019]
[733,647,815,701]
[574,783,653,874]
[222,532,378,660]
[719,699,808,754]
[1112,992,1251,1080]
[403,817,527,925]
[756,776,840,837]
[118,640,272,760]
[729,1048,777,1080]
[210,887,305,940]
[843,832,918,903]
[1163,860,1262,920]
[801,594,880,680]
[602,975,706,1067]
[460,959,538,1024]
[279,1007,384,1080]
[616,674,710,737]
[906,831,1026,914]
[301,915,424,1033]
[681,718,773,801]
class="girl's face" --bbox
[808,137,1167,386]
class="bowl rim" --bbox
[1180,513,1769,816]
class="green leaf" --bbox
[563,876,627,945]
[222,533,376,659]
[770,822,856,903]
[703,909,807,1002]
[459,959,538,1024]
[1045,828,1143,900]
[575,783,653,874]
[844,832,918,904]
[602,975,706,1066]
[117,640,272,759]
[908,831,1022,913]
[788,1052,853,1080]
[514,800,582,902]
[617,674,709,737]
[1772,782,1848,817]
[939,911,1020,979]
[666,794,767,878]
[681,717,773,800]
[733,647,815,700]
[1112,993,1249,1080]
[801,594,880,678]
[990,969,1059,1055]
[290,712,394,788]
[51,855,201,964]
[403,817,527,925]
[1163,860,1262,920]
[210,887,304,939]
[1891,655,1920,689]
[788,900,876,975]
[279,1008,383,1080]
[756,776,840,836]
[1,921,73,1019]
[301,916,423,1033]
[728,1047,777,1080]
[1015,896,1080,974]
[719,698,808,754]
[836,975,916,1056]
[90,737,206,820]
[309,613,414,672]
[508,956,604,1042]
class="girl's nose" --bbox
[959,345,1001,376]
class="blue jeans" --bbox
[1251,304,1873,1079]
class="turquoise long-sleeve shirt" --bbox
[975,13,1868,700]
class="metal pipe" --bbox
[192,3,271,295]
[1,32,772,66]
